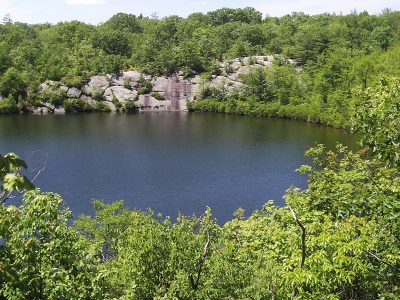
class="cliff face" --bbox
[37,72,198,113]
[139,76,196,111]
[35,55,282,113]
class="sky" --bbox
[1,0,399,24]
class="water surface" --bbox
[0,113,356,223]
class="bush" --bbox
[112,96,122,111]
[95,102,111,112]
[137,81,153,95]
[199,85,226,101]
[151,92,166,100]
[64,99,94,113]
[123,100,138,112]
[188,98,339,125]
[123,79,131,90]
[0,97,19,114]
[188,98,226,113]
[0,67,27,101]
[181,66,196,78]
[38,86,68,108]
[209,63,222,76]
[61,74,87,88]
[49,90,68,107]
[137,75,153,95]
[92,88,105,101]
[247,56,257,65]
[64,99,112,113]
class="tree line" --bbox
[0,8,399,126]
[0,7,400,297]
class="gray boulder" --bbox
[38,80,57,92]
[112,70,142,87]
[83,75,110,95]
[54,107,66,114]
[153,77,170,92]
[67,87,81,98]
[80,95,96,105]
[104,86,137,102]
[38,80,68,94]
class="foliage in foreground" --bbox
[0,78,399,299]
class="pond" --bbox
[0,112,357,223]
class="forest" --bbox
[0,7,400,299]
[0,8,400,126]
[0,77,399,299]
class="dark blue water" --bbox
[0,113,356,223]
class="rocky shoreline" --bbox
[0,55,284,115]
[35,71,196,114]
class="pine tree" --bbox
[2,13,13,25]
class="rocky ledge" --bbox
[34,55,284,114]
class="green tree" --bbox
[91,28,131,57]
[207,7,262,26]
[241,67,274,102]
[0,67,27,101]
[0,153,34,202]
[0,44,12,75]
[0,190,105,298]
[104,13,143,33]
[369,25,393,51]
[2,14,12,25]
[353,77,400,168]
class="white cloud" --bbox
[200,1,208,5]
[255,0,399,16]
[65,0,105,5]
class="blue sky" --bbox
[1,0,399,24]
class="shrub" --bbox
[199,85,226,101]
[137,82,153,95]
[112,95,122,111]
[137,75,153,95]
[0,97,19,114]
[123,100,138,112]
[39,87,68,107]
[61,74,87,88]
[0,67,27,101]
[50,90,68,107]
[209,63,222,76]
[64,99,94,113]
[92,88,105,101]
[199,72,213,81]
[123,79,131,90]
[95,102,111,112]
[181,66,196,79]
[151,92,165,101]
[247,56,257,65]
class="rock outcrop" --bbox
[83,76,111,95]
[112,71,142,87]
[35,55,286,113]
[67,87,81,98]
[104,86,137,102]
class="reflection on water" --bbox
[0,112,356,223]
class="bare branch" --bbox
[31,153,48,183]
[288,205,306,299]
[190,229,211,291]
[288,205,306,268]
[0,152,47,205]
[368,251,400,271]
